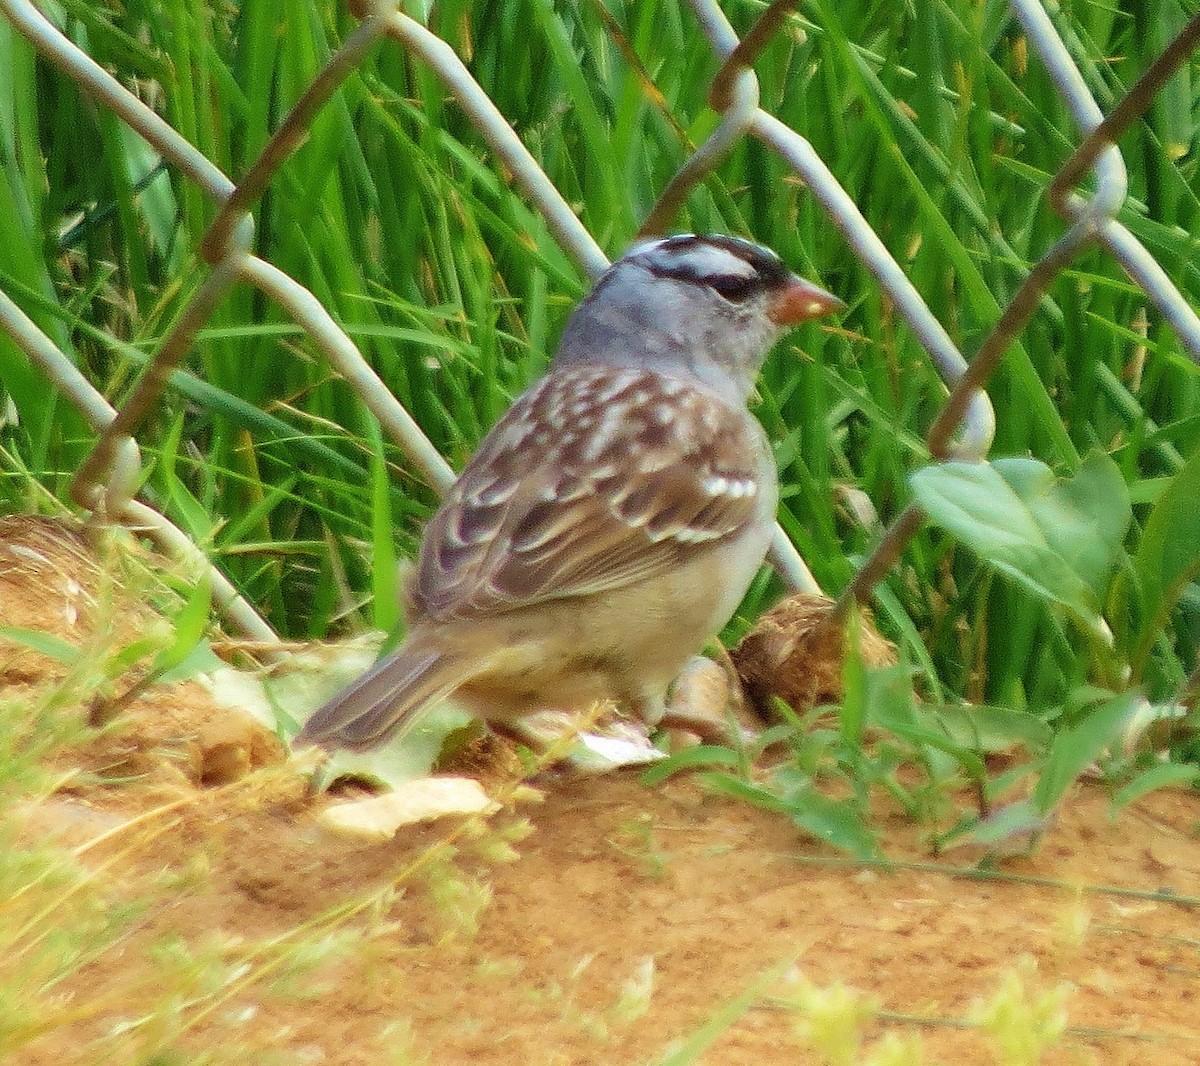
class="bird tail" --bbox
[296,645,470,752]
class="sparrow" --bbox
[298,234,842,752]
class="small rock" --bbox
[317,777,498,840]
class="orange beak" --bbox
[768,277,845,326]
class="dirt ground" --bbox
[3,516,1199,1065]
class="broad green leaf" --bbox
[870,707,989,780]
[993,453,1130,595]
[911,455,1130,634]
[859,667,989,777]
[1130,444,1200,674]
[919,704,1053,755]
[1033,690,1141,813]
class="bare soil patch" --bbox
[3,516,1199,1065]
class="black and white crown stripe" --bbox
[630,234,791,302]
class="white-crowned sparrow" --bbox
[298,234,842,752]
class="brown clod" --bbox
[731,593,895,719]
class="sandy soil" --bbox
[3,516,1199,1066]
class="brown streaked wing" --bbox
[410,366,769,620]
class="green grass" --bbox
[2,0,1200,804]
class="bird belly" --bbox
[445,518,773,723]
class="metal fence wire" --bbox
[1,0,1198,655]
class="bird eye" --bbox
[707,275,756,303]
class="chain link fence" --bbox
[1,0,1198,659]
